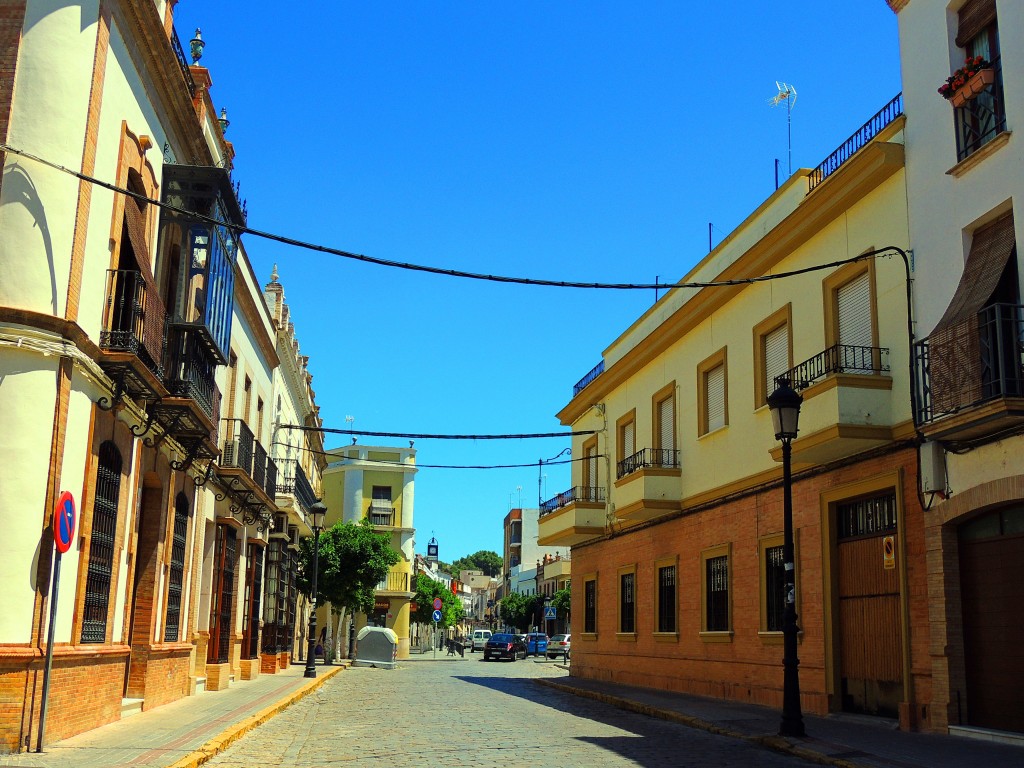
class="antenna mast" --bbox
[770,82,797,177]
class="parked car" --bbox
[525,632,549,656]
[469,629,491,652]
[483,633,527,661]
[546,633,571,659]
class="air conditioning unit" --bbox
[921,441,947,495]
[221,436,240,468]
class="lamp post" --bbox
[767,377,805,737]
[304,500,327,679]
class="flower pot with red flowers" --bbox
[938,56,994,107]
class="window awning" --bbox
[956,0,996,48]
[932,212,1016,334]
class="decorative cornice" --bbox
[886,0,909,12]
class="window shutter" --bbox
[658,394,674,451]
[837,272,873,349]
[622,420,635,458]
[584,444,597,487]
[764,324,789,395]
[956,0,996,48]
[706,365,726,431]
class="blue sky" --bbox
[174,2,902,560]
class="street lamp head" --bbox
[310,500,327,531]
[767,378,803,442]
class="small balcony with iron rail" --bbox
[613,448,682,525]
[952,57,1007,165]
[368,501,397,528]
[96,268,167,407]
[771,343,895,465]
[275,458,317,535]
[538,486,606,547]
[217,418,278,511]
[375,570,412,595]
[914,303,1024,442]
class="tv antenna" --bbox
[770,81,797,177]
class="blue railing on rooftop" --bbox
[573,360,605,397]
[807,93,903,193]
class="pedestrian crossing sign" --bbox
[544,606,556,620]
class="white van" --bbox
[470,629,491,652]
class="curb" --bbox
[534,678,863,768]
[165,665,344,768]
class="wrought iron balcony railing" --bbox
[165,327,220,422]
[99,269,166,378]
[540,486,606,516]
[807,93,903,193]
[955,58,1006,163]
[776,344,890,392]
[276,459,317,513]
[573,360,605,397]
[220,419,276,495]
[170,27,197,100]
[914,303,1024,425]
[616,448,681,479]
[376,571,410,592]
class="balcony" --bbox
[613,448,681,523]
[954,59,1006,164]
[369,503,396,527]
[914,303,1024,442]
[149,326,221,460]
[573,360,605,397]
[375,571,411,594]
[538,487,606,547]
[772,344,895,465]
[808,93,903,193]
[276,459,318,515]
[97,269,167,404]
[217,419,278,513]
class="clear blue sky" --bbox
[174,2,901,560]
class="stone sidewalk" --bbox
[0,662,343,768]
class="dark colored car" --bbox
[483,633,527,661]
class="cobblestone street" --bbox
[205,657,813,767]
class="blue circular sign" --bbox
[432,609,442,622]
[54,491,76,554]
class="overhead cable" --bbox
[271,442,595,470]
[1,141,897,291]
[277,424,596,439]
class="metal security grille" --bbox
[242,543,264,659]
[658,394,674,452]
[285,548,298,653]
[706,364,726,431]
[82,442,122,643]
[261,540,281,653]
[163,492,190,642]
[838,271,873,349]
[838,492,897,539]
[207,525,237,664]
[584,579,597,633]
[619,573,635,633]
[765,545,786,632]
[764,325,789,399]
[657,565,676,633]
[705,555,729,632]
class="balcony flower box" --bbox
[938,57,993,107]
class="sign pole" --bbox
[36,550,62,752]
[432,621,437,660]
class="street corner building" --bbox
[0,1,325,753]
[543,0,1024,738]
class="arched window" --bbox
[164,492,191,642]
[81,441,122,643]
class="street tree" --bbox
[499,591,541,632]
[445,550,503,578]
[297,518,400,658]
[410,573,463,633]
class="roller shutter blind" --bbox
[706,364,726,432]
[837,272,872,349]
[764,324,789,395]
[621,419,635,459]
[658,394,674,452]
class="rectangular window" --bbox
[617,411,636,463]
[953,1,1005,161]
[754,306,793,407]
[243,375,253,425]
[164,493,190,642]
[824,262,881,375]
[838,491,897,539]
[764,545,785,632]
[619,570,635,634]
[657,564,676,633]
[584,578,597,634]
[764,324,789,395]
[837,271,873,349]
[698,349,728,435]
[653,382,677,467]
[703,550,730,634]
[582,437,598,489]
[256,397,264,442]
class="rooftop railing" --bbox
[807,93,903,193]
[573,360,605,397]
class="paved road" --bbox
[205,656,814,767]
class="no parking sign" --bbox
[54,490,76,553]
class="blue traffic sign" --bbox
[432,609,442,622]
[544,606,557,620]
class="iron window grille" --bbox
[657,565,676,633]
[584,580,597,633]
[619,573,635,633]
[705,555,729,632]
[765,545,786,633]
[81,442,122,643]
[163,492,190,642]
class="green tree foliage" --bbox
[410,573,462,628]
[446,550,503,578]
[552,587,571,619]
[297,518,400,614]
[499,592,546,632]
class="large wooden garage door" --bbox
[837,491,902,718]
[959,505,1024,734]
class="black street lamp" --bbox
[767,377,805,737]
[304,500,327,679]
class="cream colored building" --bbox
[320,444,417,658]
[890,0,1024,736]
